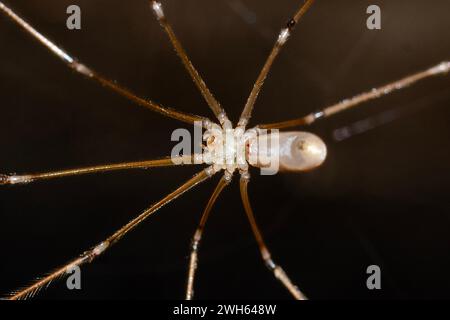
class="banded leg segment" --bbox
[239,172,307,300]
[186,172,232,300]
[0,1,206,126]
[7,166,216,300]
[150,1,227,123]
[0,155,199,185]
[260,61,450,130]
[238,0,315,127]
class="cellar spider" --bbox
[0,0,449,300]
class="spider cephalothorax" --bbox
[202,118,249,174]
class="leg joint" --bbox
[312,110,325,121]
[277,28,290,46]
[70,61,93,77]
[191,231,202,251]
[240,171,250,181]
[151,1,166,21]
[264,258,277,271]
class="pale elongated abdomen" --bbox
[247,131,327,172]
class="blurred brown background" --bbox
[0,0,449,299]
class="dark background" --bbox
[0,0,449,299]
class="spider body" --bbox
[202,118,327,175]
[1,0,448,300]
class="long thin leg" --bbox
[186,172,232,300]
[6,166,216,300]
[0,2,206,126]
[150,1,227,123]
[0,155,199,185]
[260,61,450,130]
[238,0,315,127]
[239,172,307,300]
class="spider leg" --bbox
[0,155,200,185]
[239,171,307,300]
[259,61,450,130]
[238,0,315,127]
[149,1,227,123]
[6,166,217,300]
[186,171,232,300]
[0,1,207,126]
